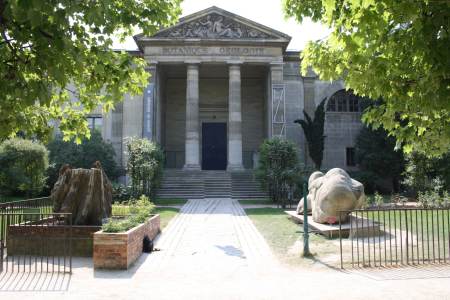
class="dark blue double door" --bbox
[202,123,227,170]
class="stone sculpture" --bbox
[51,161,112,226]
[156,13,272,39]
[296,168,365,224]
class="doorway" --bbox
[202,123,227,170]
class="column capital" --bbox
[185,60,201,65]
[145,62,158,73]
[226,60,243,66]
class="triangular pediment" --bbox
[148,6,291,41]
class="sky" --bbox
[113,0,330,51]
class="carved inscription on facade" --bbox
[161,47,265,56]
[155,13,275,39]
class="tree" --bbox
[294,98,326,169]
[284,0,450,157]
[126,137,164,197]
[0,138,49,197]
[46,130,121,191]
[403,151,450,194]
[255,138,302,208]
[355,126,405,192]
[0,0,181,142]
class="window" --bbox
[327,89,363,112]
[346,147,356,167]
[87,116,103,131]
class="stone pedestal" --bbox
[184,64,201,170]
[227,64,244,171]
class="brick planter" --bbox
[93,214,160,269]
[7,222,101,257]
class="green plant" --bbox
[403,151,450,195]
[294,98,326,170]
[46,130,122,192]
[112,183,133,203]
[0,138,49,197]
[255,138,302,208]
[103,195,155,233]
[1,0,181,142]
[284,0,449,156]
[126,138,164,197]
[355,126,405,192]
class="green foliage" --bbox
[46,130,121,191]
[103,195,155,233]
[255,138,302,208]
[0,0,181,142]
[112,183,133,203]
[284,0,450,156]
[403,151,450,194]
[355,126,405,192]
[0,138,49,196]
[294,98,326,170]
[126,138,164,197]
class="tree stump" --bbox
[51,161,112,225]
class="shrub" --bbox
[126,138,164,197]
[403,151,450,195]
[46,130,121,191]
[255,138,303,208]
[103,195,155,233]
[0,138,49,197]
[112,183,133,203]
[355,126,405,193]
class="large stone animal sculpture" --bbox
[51,161,112,225]
[296,168,365,224]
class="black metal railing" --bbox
[339,207,450,269]
[0,197,53,243]
[0,212,72,274]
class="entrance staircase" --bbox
[156,170,268,200]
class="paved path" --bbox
[2,198,450,300]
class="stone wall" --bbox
[93,214,160,269]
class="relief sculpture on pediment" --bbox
[157,13,273,39]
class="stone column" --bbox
[143,63,157,140]
[183,64,201,170]
[227,64,244,171]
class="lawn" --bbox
[245,207,342,267]
[363,209,449,236]
[238,199,272,205]
[153,198,187,206]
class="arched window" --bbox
[326,90,363,112]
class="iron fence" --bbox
[0,197,53,243]
[339,207,450,269]
[0,212,72,274]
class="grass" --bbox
[152,198,187,206]
[238,199,272,205]
[363,209,449,236]
[154,207,179,230]
[245,207,341,267]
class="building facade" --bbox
[94,7,364,172]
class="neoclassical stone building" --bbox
[93,6,364,173]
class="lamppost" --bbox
[302,181,310,256]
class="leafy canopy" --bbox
[283,0,450,157]
[0,0,181,142]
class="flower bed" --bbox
[93,214,160,269]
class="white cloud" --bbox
[112,0,330,51]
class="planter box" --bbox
[93,214,160,269]
[7,220,101,257]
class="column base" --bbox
[183,164,201,171]
[226,164,245,172]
